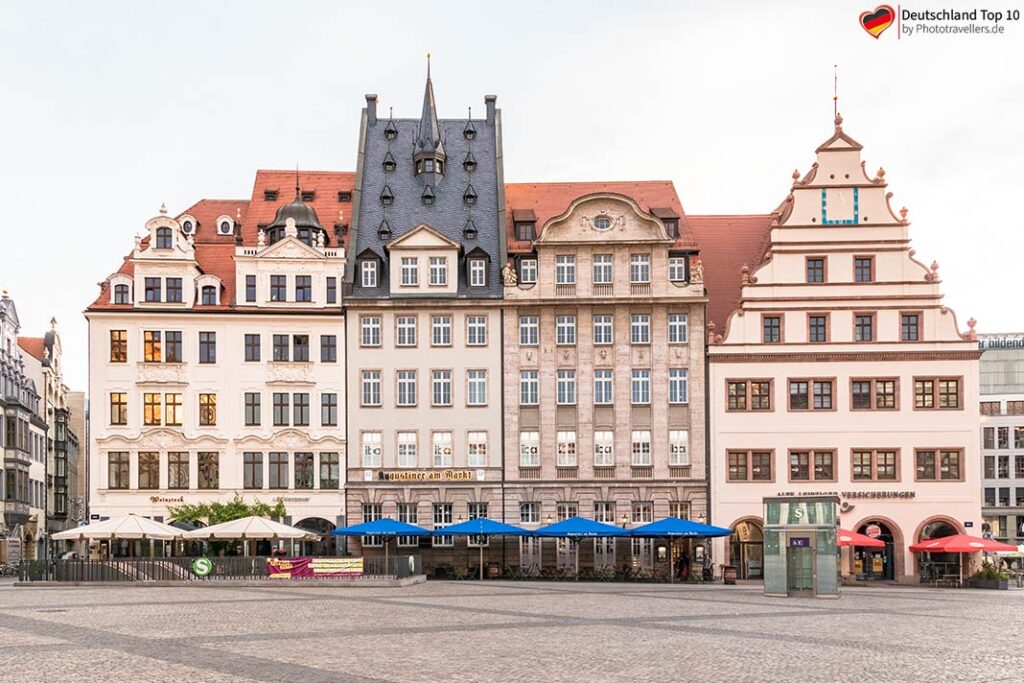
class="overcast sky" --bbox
[2,0,1022,390]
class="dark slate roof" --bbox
[349,82,504,299]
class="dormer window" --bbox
[217,217,234,236]
[377,220,392,241]
[301,190,315,202]
[383,152,396,172]
[463,219,478,239]
[663,219,680,239]
[338,191,351,202]
[155,227,173,249]
[651,208,681,239]
[201,286,217,306]
[113,284,131,304]
[515,222,535,241]
[463,185,477,206]
[360,260,378,288]
[469,259,487,287]
[463,152,477,172]
[264,190,279,201]
[422,185,435,206]
[463,120,477,140]
[384,118,398,140]
[180,218,196,235]
[380,185,394,206]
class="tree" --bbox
[168,494,287,526]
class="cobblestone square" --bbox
[0,581,1021,682]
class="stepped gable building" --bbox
[697,114,982,584]
[86,171,352,550]
[342,65,507,564]
[501,181,708,572]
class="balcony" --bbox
[630,283,651,296]
[518,468,541,480]
[3,500,30,525]
[556,467,578,480]
[555,284,576,297]
[630,466,654,479]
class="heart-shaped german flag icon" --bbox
[860,5,895,38]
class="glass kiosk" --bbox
[763,496,840,598]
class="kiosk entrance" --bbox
[763,496,840,599]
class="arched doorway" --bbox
[730,519,763,579]
[916,518,960,580]
[855,520,897,580]
[295,517,336,556]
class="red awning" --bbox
[837,528,885,548]
[909,534,1018,553]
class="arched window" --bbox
[114,284,130,304]
[155,227,173,249]
[201,286,217,306]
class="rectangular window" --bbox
[165,278,183,303]
[198,332,216,364]
[362,432,382,467]
[631,369,651,405]
[668,256,688,282]
[429,257,448,286]
[362,503,383,546]
[915,377,961,409]
[320,393,338,427]
[245,274,256,303]
[728,380,772,411]
[244,334,261,362]
[805,257,825,283]
[728,451,773,481]
[519,431,540,467]
[361,371,381,407]
[432,432,453,467]
[326,277,337,304]
[519,370,539,405]
[631,430,652,466]
[360,260,377,288]
[361,316,381,347]
[320,334,337,362]
[852,449,898,481]
[519,315,539,346]
[109,392,128,425]
[916,449,962,481]
[108,452,130,489]
[980,401,1001,416]
[144,331,162,363]
[396,370,417,406]
[592,255,613,284]
[901,313,920,342]
[144,277,161,302]
[669,368,689,404]
[137,451,159,489]
[555,431,577,466]
[268,452,288,489]
[165,393,183,425]
[851,378,898,410]
[270,275,287,302]
[467,431,488,467]
[808,314,828,343]
[400,257,419,286]
[466,315,487,346]
[594,369,614,405]
[630,254,650,283]
[669,430,689,466]
[244,392,261,426]
[788,379,833,411]
[293,452,314,489]
[109,330,127,363]
[199,393,217,426]
[319,452,340,489]
[854,313,875,342]
[556,315,576,345]
[396,316,417,347]
[272,392,289,426]
[789,451,834,481]
[164,331,182,363]
[594,502,615,524]
[555,255,576,285]
[295,275,312,302]
[292,393,310,426]
[292,334,309,362]
[467,369,487,406]
[632,502,653,524]
[556,370,576,405]
[515,221,536,241]
[397,432,418,468]
[432,370,452,406]
[593,314,613,345]
[762,315,782,344]
[854,256,874,282]
[630,314,651,344]
[594,431,615,467]
[519,502,540,524]
[397,502,419,546]
[272,334,289,361]
[668,313,689,344]
[168,452,189,489]
[198,452,219,489]
[519,258,537,284]
[469,259,487,287]
[243,452,263,489]
[432,315,452,346]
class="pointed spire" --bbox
[417,53,443,155]
[295,165,301,198]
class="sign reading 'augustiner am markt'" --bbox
[376,469,483,482]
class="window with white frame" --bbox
[396,316,417,346]
[520,501,541,524]
[632,501,653,524]
[396,370,417,406]
[519,258,537,284]
[467,369,488,406]
[397,431,417,467]
[397,502,419,546]
[668,256,688,282]
[520,431,540,467]
[630,254,651,283]
[361,503,383,546]
[631,430,652,465]
[556,315,576,345]
[669,430,690,466]
[467,431,488,467]
[429,257,448,286]
[360,260,378,288]
[519,370,539,405]
[519,315,539,346]
[555,255,576,285]
[592,254,613,284]
[593,314,613,345]
[594,501,615,523]
[361,370,381,406]
[630,314,651,344]
[432,431,453,467]
[431,315,452,346]
[556,369,577,405]
[669,368,689,404]
[668,313,689,344]
[469,259,487,287]
[594,430,615,466]
[556,431,577,466]
[361,316,381,347]
[594,369,614,404]
[631,369,651,404]
[362,432,382,467]
[669,502,690,519]
[431,370,452,406]
[400,257,419,286]
[466,315,487,345]
[432,502,453,547]
[467,502,489,547]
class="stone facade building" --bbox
[501,183,707,571]
[699,115,982,584]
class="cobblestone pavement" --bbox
[0,580,1021,682]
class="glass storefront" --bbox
[730,520,764,579]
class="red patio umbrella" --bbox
[909,534,1018,585]
[837,528,885,548]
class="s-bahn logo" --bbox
[860,5,896,38]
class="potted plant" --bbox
[969,560,1009,590]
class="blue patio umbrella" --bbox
[628,517,731,583]
[533,517,629,578]
[435,518,533,580]
[332,518,431,568]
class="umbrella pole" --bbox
[480,544,484,581]
[385,537,390,576]
[669,538,674,584]
[575,539,579,581]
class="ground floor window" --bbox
[729,520,764,579]
[520,536,542,570]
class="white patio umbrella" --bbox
[184,516,318,541]
[51,514,182,541]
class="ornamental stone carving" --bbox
[690,258,704,284]
[501,261,518,286]
[137,362,188,385]
[267,362,314,384]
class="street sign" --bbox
[192,557,213,577]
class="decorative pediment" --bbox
[97,428,228,450]
[138,214,196,259]
[235,428,346,450]
[537,193,672,244]
[256,235,325,260]
[387,223,460,250]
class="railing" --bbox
[669,466,692,478]
[554,284,576,297]
[593,467,616,479]
[518,468,541,479]
[631,466,654,479]
[630,283,651,296]
[592,284,614,297]
[556,467,578,479]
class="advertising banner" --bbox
[267,556,364,579]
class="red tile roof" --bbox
[688,214,774,335]
[246,170,355,249]
[504,181,698,253]
[179,199,250,246]
[18,337,46,361]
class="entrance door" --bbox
[787,537,814,596]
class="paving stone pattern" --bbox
[0,580,1021,682]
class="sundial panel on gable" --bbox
[821,187,859,225]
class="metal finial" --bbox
[833,64,838,120]
[159,202,167,215]
[427,52,431,79]
[295,165,300,198]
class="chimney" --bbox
[485,95,496,125]
[365,94,378,126]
